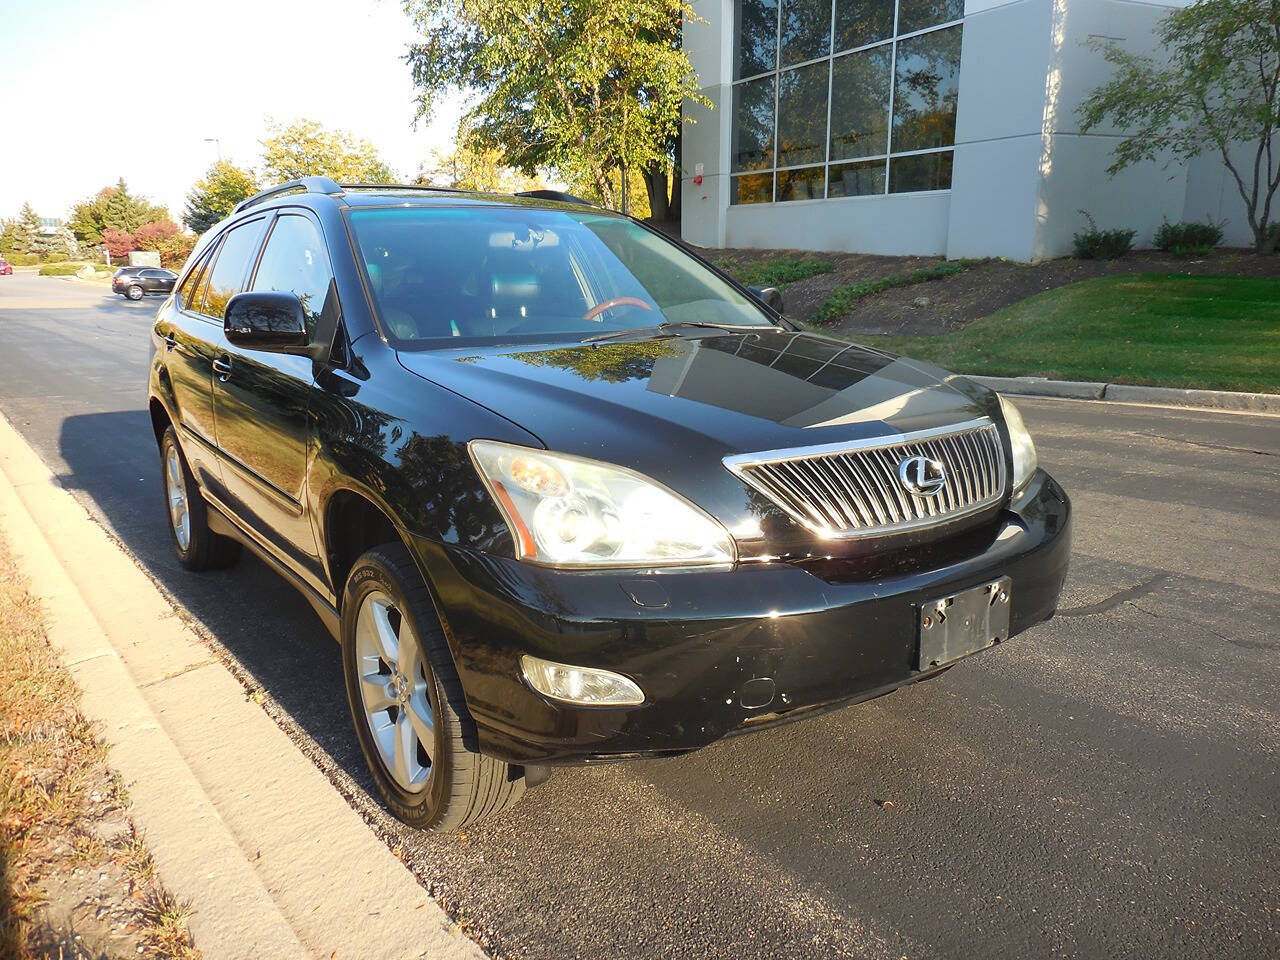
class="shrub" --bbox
[719,255,835,288]
[5,252,40,266]
[38,262,87,276]
[42,252,69,264]
[1153,220,1223,254]
[1073,211,1135,260]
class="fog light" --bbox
[520,655,645,706]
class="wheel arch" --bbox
[323,484,480,747]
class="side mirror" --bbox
[748,285,785,314]
[224,291,308,351]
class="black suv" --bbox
[114,265,177,300]
[147,177,1071,830]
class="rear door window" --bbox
[201,218,268,320]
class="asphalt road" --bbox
[1,271,1277,960]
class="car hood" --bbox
[396,330,1002,553]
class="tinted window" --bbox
[202,218,268,320]
[347,207,775,345]
[177,245,216,311]
[251,215,336,339]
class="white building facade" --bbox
[680,0,1254,260]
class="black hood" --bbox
[396,329,1003,555]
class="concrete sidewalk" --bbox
[0,410,485,960]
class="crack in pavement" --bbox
[1057,574,1173,618]
[1139,432,1277,457]
[1126,600,1275,651]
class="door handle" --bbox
[163,332,177,351]
[212,356,233,382]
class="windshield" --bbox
[347,206,775,346]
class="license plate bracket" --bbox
[917,577,1011,671]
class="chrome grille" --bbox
[724,418,1007,538]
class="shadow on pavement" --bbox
[56,411,372,787]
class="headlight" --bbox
[469,440,735,567]
[998,395,1038,492]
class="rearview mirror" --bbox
[748,285,785,314]
[224,291,308,351]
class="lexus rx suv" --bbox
[147,178,1071,830]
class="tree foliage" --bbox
[260,119,396,184]
[101,228,134,260]
[183,160,259,233]
[1078,0,1280,251]
[403,0,706,212]
[416,127,545,193]
[68,179,170,245]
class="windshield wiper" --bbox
[581,320,783,345]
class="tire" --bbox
[128,284,144,300]
[159,427,241,570]
[341,543,525,830]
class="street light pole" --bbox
[203,138,222,161]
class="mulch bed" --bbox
[706,246,1280,336]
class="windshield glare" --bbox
[347,206,774,346]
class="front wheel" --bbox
[341,544,525,830]
[127,284,144,300]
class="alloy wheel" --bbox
[164,446,190,551]
[354,590,435,794]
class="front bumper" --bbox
[413,470,1071,764]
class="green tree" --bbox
[1079,0,1280,252]
[69,180,170,245]
[416,124,545,193]
[10,203,42,255]
[260,119,396,184]
[183,160,260,233]
[403,0,706,214]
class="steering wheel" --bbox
[583,296,654,323]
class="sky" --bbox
[0,0,466,223]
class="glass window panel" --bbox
[829,46,891,161]
[252,215,335,340]
[777,166,826,201]
[731,76,777,172]
[891,26,962,153]
[776,61,829,167]
[889,150,954,192]
[779,0,832,67]
[731,173,775,204]
[828,159,887,197]
[834,0,894,52]
[897,0,964,36]
[735,0,779,78]
[202,218,268,320]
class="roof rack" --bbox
[339,181,475,196]
[231,176,343,215]
[514,189,594,206]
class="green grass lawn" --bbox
[859,273,1280,394]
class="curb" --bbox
[966,375,1279,414]
[0,411,486,960]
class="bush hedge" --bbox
[1153,221,1223,255]
[38,262,93,276]
[1073,212,1134,260]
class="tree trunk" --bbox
[642,165,669,222]
[670,126,684,222]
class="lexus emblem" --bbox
[898,455,946,497]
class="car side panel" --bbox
[213,348,324,587]
[154,298,225,491]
